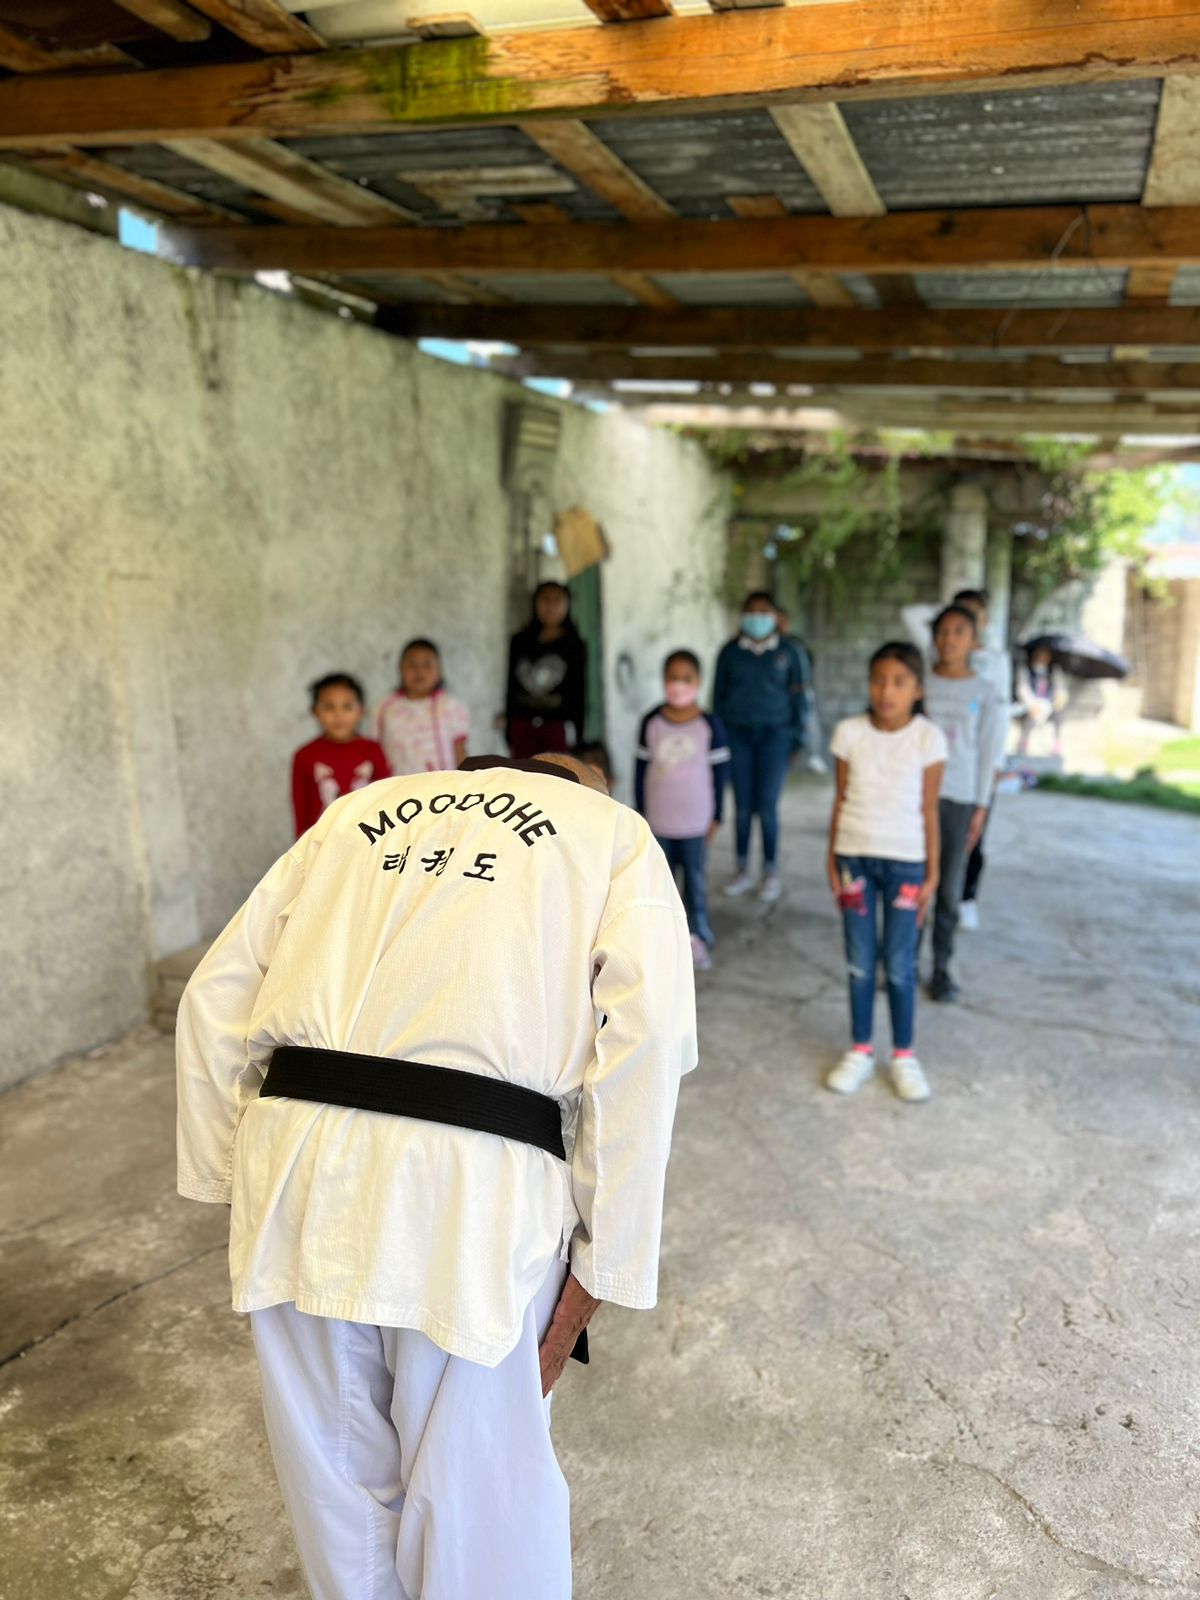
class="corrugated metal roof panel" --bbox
[650,272,811,306]
[842,81,1161,210]
[480,274,636,305]
[915,268,1128,308]
[1170,267,1200,306]
[94,145,275,221]
[282,130,621,222]
[584,111,827,219]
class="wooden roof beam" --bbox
[110,1,213,43]
[0,27,136,73]
[163,137,417,225]
[370,303,1200,351]
[161,202,1200,277]
[1128,77,1200,301]
[180,0,324,51]
[5,2,1200,147]
[725,194,855,307]
[509,352,1200,393]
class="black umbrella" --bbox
[1021,632,1130,680]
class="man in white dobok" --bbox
[176,753,697,1600]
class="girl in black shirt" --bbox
[505,582,588,758]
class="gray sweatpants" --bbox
[932,798,975,976]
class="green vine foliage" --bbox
[1010,438,1178,622]
[696,431,944,608]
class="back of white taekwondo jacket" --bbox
[176,763,697,1366]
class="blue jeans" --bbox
[727,724,793,871]
[658,835,713,944]
[835,854,925,1051]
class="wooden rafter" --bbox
[511,352,1200,393]
[5,3,1200,147]
[630,398,1200,435]
[1129,77,1200,300]
[161,202,1200,278]
[11,146,239,222]
[180,0,324,51]
[725,195,855,308]
[507,199,674,308]
[110,0,213,42]
[518,121,675,221]
[371,302,1200,351]
[164,137,416,225]
[584,0,673,18]
[0,27,136,73]
[769,104,884,218]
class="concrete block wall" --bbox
[0,203,727,1089]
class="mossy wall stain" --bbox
[299,43,545,124]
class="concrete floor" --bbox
[3,783,1199,1600]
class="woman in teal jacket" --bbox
[713,592,807,903]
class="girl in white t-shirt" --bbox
[825,643,947,1102]
[374,639,471,776]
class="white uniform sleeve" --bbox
[570,831,697,1309]
[901,602,937,655]
[176,846,307,1203]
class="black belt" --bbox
[259,1046,588,1362]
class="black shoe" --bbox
[928,970,960,1003]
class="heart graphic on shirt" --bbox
[516,656,567,696]
[657,729,701,768]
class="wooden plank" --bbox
[584,0,673,19]
[0,29,137,73]
[161,201,1200,277]
[1143,76,1200,205]
[181,0,324,51]
[726,193,855,306]
[769,103,885,217]
[512,351,1200,392]
[370,302,1200,351]
[15,146,238,221]
[629,397,1200,434]
[1126,263,1180,299]
[110,0,213,43]
[164,137,416,225]
[407,15,485,40]
[11,2,1200,147]
[507,196,676,308]
[519,120,674,221]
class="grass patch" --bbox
[1037,769,1200,814]
[1155,736,1200,774]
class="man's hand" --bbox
[827,852,842,904]
[966,806,987,851]
[916,876,939,928]
[538,1274,601,1398]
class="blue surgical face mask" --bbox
[741,613,777,641]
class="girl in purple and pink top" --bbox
[635,649,731,971]
[373,639,470,776]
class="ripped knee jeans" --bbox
[835,854,926,1051]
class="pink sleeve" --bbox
[448,696,471,740]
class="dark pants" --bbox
[658,835,713,944]
[962,806,992,904]
[727,723,793,872]
[507,718,570,759]
[932,798,975,975]
[836,855,925,1051]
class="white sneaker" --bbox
[959,900,979,932]
[724,870,757,897]
[690,934,712,972]
[826,1049,875,1095]
[889,1055,931,1102]
[759,874,782,904]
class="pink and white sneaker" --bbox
[690,934,712,972]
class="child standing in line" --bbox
[826,644,945,1102]
[921,605,1003,1002]
[374,639,470,776]
[292,673,391,840]
[635,650,731,972]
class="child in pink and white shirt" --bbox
[374,639,470,775]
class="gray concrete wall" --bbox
[0,203,727,1089]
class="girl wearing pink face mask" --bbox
[634,650,732,971]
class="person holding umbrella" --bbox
[1017,643,1069,757]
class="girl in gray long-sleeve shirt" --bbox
[921,605,1002,1001]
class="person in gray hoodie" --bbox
[921,604,1003,1002]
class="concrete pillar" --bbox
[941,481,988,602]
[985,524,1013,650]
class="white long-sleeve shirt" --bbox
[176,764,697,1367]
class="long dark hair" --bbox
[868,640,926,716]
[521,580,581,641]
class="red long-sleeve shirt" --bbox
[291,735,390,838]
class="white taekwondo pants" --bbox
[250,1264,571,1600]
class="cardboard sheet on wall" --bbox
[554,505,609,579]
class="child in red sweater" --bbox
[291,673,390,839]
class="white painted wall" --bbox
[0,203,727,1088]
